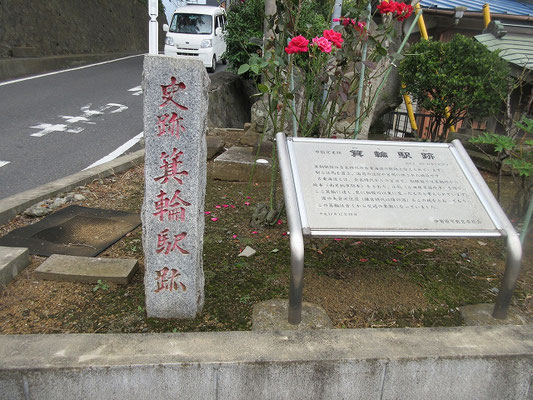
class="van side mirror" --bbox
[163,24,169,32]
[215,27,223,36]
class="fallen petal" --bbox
[211,217,218,221]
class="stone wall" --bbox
[0,0,166,58]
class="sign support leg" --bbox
[493,233,523,319]
[277,132,305,324]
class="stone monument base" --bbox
[252,299,333,331]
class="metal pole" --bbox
[331,0,343,28]
[290,57,298,137]
[149,0,159,55]
[452,140,523,319]
[353,2,372,138]
[276,132,305,324]
[483,3,491,28]
[321,0,343,105]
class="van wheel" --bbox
[208,55,216,73]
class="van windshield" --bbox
[169,13,213,34]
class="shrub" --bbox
[224,0,265,74]
[399,34,510,142]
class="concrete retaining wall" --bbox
[1,325,532,399]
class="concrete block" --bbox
[206,136,225,160]
[34,254,138,284]
[239,130,261,147]
[1,325,533,399]
[212,147,271,182]
[0,246,30,289]
[252,299,333,331]
[252,140,274,158]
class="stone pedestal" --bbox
[142,55,210,318]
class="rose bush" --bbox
[238,0,416,140]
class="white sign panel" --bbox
[288,139,499,233]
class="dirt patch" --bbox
[0,136,532,333]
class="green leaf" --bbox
[505,158,533,177]
[376,44,387,56]
[250,64,260,74]
[237,64,250,75]
[257,83,269,93]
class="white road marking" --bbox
[128,86,143,96]
[61,115,90,124]
[83,132,144,170]
[80,104,104,117]
[31,103,128,137]
[0,161,10,168]
[30,123,85,137]
[0,54,143,87]
[103,103,129,114]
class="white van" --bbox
[163,6,227,73]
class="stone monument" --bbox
[142,55,210,318]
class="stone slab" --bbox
[34,254,138,284]
[142,55,209,318]
[459,303,532,326]
[0,246,30,289]
[252,299,334,331]
[212,146,272,182]
[0,205,141,257]
[206,136,225,160]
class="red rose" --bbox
[323,29,343,49]
[285,35,309,54]
[312,36,332,53]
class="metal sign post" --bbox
[276,132,522,324]
[148,0,159,55]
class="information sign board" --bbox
[287,138,501,236]
[277,133,522,324]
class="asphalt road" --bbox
[0,55,226,200]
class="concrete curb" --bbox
[1,325,532,399]
[0,149,144,227]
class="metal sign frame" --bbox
[276,132,523,325]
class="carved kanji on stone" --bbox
[160,77,188,110]
[153,189,191,222]
[157,112,186,138]
[154,148,189,185]
[156,229,189,255]
[154,267,187,293]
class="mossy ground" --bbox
[0,153,531,334]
